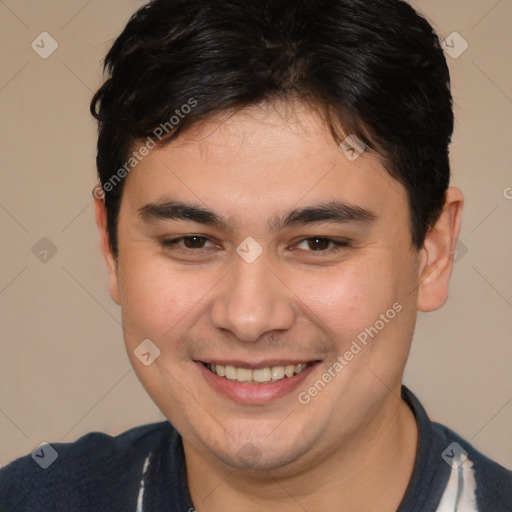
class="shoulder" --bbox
[432,422,512,511]
[400,386,511,512]
[0,421,172,512]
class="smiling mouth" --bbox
[203,362,314,384]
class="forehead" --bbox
[121,102,409,229]
[167,102,351,169]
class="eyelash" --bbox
[295,237,351,253]
[160,236,351,254]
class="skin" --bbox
[94,101,463,511]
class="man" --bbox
[1,0,510,510]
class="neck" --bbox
[184,391,418,512]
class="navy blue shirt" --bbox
[0,387,511,511]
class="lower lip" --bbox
[196,362,319,404]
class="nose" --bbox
[210,253,296,342]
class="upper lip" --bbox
[198,360,319,369]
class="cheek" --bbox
[286,256,402,345]
[116,251,214,346]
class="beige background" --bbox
[0,0,511,470]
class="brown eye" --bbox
[160,235,215,250]
[182,236,208,249]
[307,237,333,251]
[293,237,351,254]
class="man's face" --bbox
[109,102,423,471]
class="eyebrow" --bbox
[138,200,377,231]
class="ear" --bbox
[417,187,464,312]
[93,185,121,305]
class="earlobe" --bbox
[417,187,464,312]
[93,185,121,305]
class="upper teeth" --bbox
[207,363,310,383]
